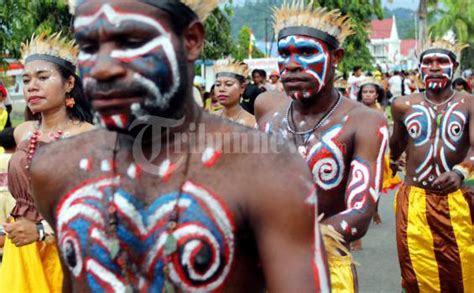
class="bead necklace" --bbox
[221,107,243,123]
[286,92,342,157]
[107,110,201,291]
[423,90,456,109]
[25,124,64,170]
[423,90,456,128]
[286,91,342,137]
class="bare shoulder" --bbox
[344,98,386,125]
[31,128,113,177]
[254,90,287,121]
[13,120,37,143]
[391,93,423,113]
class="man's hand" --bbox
[3,218,39,247]
[431,171,463,194]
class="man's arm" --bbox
[322,113,388,242]
[389,97,409,162]
[433,93,474,193]
[249,152,330,292]
[30,144,73,292]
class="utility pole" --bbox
[418,0,428,49]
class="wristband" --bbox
[36,222,45,241]
[452,165,469,181]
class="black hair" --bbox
[55,65,94,124]
[357,83,386,105]
[142,0,199,35]
[252,69,267,79]
[0,127,16,150]
[353,66,362,72]
[452,78,468,91]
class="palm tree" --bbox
[428,0,474,44]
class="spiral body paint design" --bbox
[403,102,467,182]
[56,176,235,292]
[306,124,345,190]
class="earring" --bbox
[65,93,75,108]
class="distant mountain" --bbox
[231,3,416,42]
[383,7,417,39]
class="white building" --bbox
[368,16,418,71]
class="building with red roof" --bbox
[368,16,417,71]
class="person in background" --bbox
[388,70,403,100]
[453,77,469,92]
[214,59,256,127]
[390,38,473,292]
[0,86,10,137]
[267,70,284,92]
[0,128,16,257]
[334,78,349,98]
[348,65,364,100]
[241,69,267,115]
[0,84,11,129]
[0,33,95,292]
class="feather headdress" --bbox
[21,32,78,72]
[273,0,354,48]
[214,58,249,80]
[68,0,221,20]
[418,38,468,61]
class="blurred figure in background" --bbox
[453,77,469,93]
[267,70,284,92]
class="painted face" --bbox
[420,52,454,90]
[74,2,185,130]
[277,35,331,100]
[214,77,243,107]
[361,84,378,106]
[22,60,69,114]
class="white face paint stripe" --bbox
[75,4,180,110]
[375,126,389,193]
[86,259,126,291]
[415,145,434,174]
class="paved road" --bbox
[352,190,401,292]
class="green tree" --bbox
[0,0,72,66]
[427,0,474,69]
[201,3,237,60]
[232,25,265,60]
[312,0,384,74]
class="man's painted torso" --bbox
[259,98,387,217]
[399,94,470,187]
[51,129,266,292]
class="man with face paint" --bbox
[390,39,474,292]
[255,2,389,292]
[28,0,331,292]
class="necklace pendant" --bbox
[125,285,133,293]
[164,234,178,256]
[109,238,120,259]
[164,279,176,293]
[298,145,307,158]
[436,113,442,128]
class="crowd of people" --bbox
[0,0,472,292]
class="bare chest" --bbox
[55,149,238,292]
[263,112,354,191]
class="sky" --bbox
[384,0,419,10]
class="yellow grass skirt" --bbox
[0,222,62,292]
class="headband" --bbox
[216,72,246,83]
[420,48,457,62]
[278,26,339,49]
[25,54,76,74]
